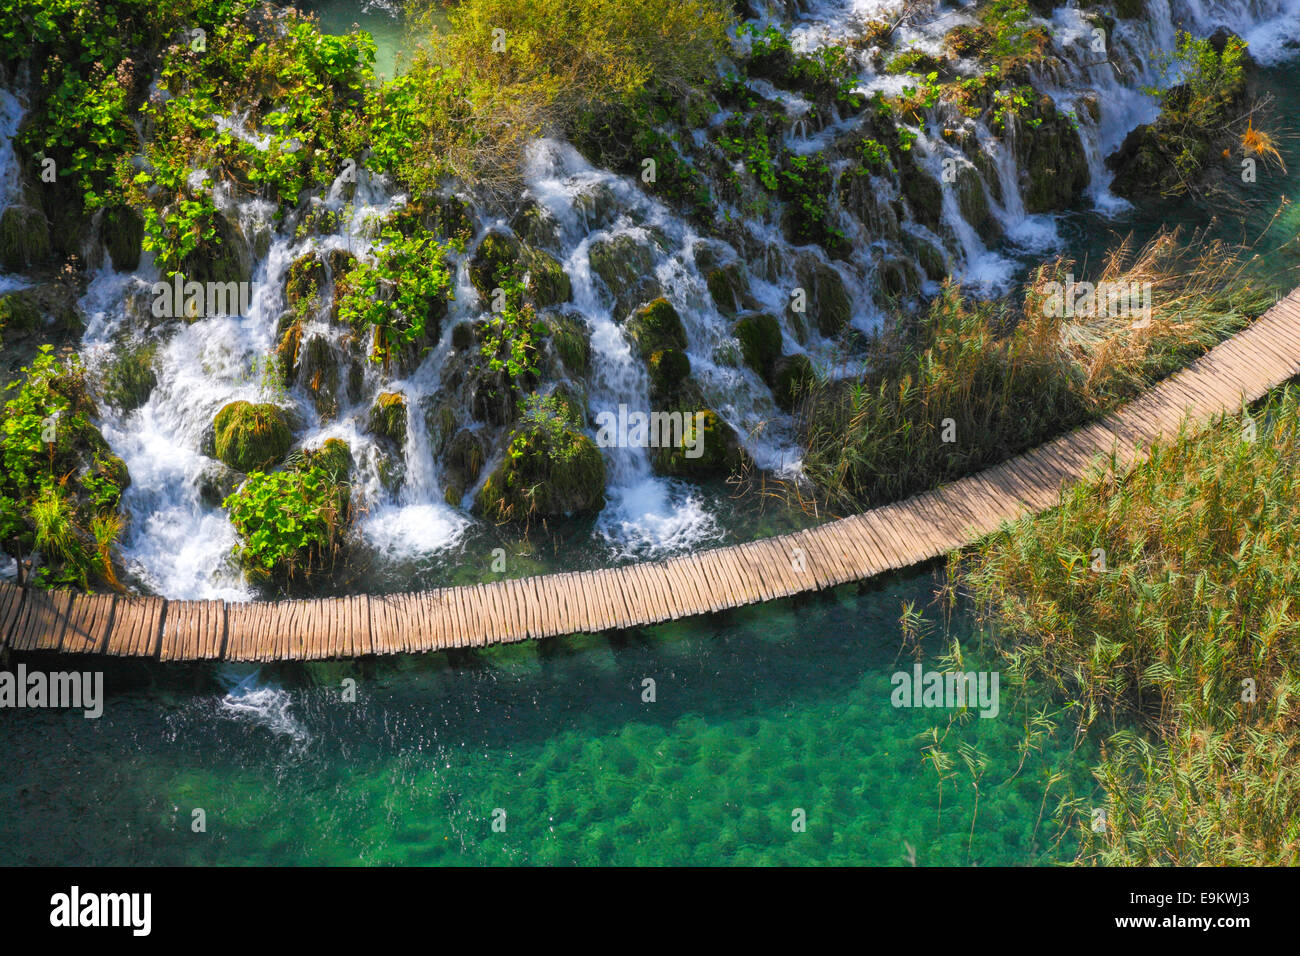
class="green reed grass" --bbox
[793,229,1272,515]
[950,386,1300,864]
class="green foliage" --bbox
[0,346,126,587]
[336,225,454,365]
[379,0,734,195]
[477,278,547,390]
[224,465,350,583]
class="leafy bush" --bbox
[0,346,127,587]
[224,465,350,583]
[336,225,454,366]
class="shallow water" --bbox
[0,572,1096,866]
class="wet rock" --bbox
[544,311,591,378]
[179,210,253,285]
[0,203,50,271]
[954,164,1000,244]
[367,391,408,448]
[1015,94,1091,212]
[441,428,485,506]
[705,260,750,316]
[298,335,340,419]
[588,232,657,302]
[99,206,144,272]
[512,199,562,250]
[469,229,521,300]
[197,461,242,508]
[732,312,783,381]
[97,337,158,412]
[302,437,353,479]
[476,396,606,521]
[520,245,571,308]
[792,258,853,338]
[285,252,327,309]
[650,406,745,478]
[771,353,814,412]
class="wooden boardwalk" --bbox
[5,289,1300,661]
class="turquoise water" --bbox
[0,572,1095,866]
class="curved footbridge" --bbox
[5,290,1300,661]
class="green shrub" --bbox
[336,225,454,366]
[224,465,351,583]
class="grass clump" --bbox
[794,230,1270,514]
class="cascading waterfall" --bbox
[6,0,1299,598]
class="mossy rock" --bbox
[99,339,158,412]
[900,154,944,232]
[793,259,853,337]
[1016,95,1091,212]
[875,258,922,302]
[450,321,475,352]
[368,392,408,448]
[545,312,591,377]
[954,165,1000,244]
[276,320,303,384]
[0,204,50,271]
[512,199,562,249]
[520,245,571,308]
[0,291,43,337]
[441,428,486,506]
[647,348,691,401]
[212,401,292,473]
[476,397,606,521]
[100,205,144,272]
[469,229,521,300]
[732,312,782,380]
[771,353,814,412]
[179,211,252,285]
[625,297,687,358]
[588,232,657,301]
[650,407,744,478]
[303,438,353,480]
[286,253,327,309]
[299,335,340,419]
[705,262,750,316]
[0,285,83,339]
[904,235,948,281]
[837,172,902,243]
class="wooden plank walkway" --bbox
[6,288,1300,662]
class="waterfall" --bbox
[3,0,1297,597]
